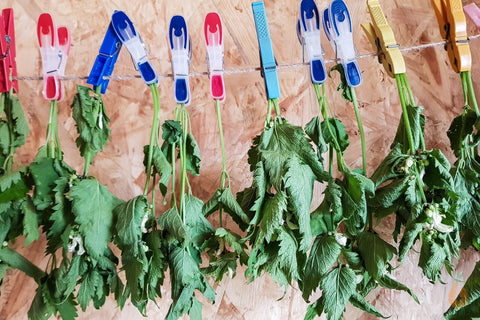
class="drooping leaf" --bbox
[391,104,425,153]
[357,231,396,279]
[185,133,201,176]
[69,178,123,258]
[321,265,357,320]
[21,197,39,246]
[143,145,172,197]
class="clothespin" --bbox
[464,3,480,28]
[323,0,362,87]
[297,0,327,84]
[204,12,225,102]
[111,11,157,85]
[37,13,71,101]
[252,1,280,100]
[169,15,191,105]
[431,0,471,73]
[0,8,18,93]
[361,0,406,78]
[87,23,122,94]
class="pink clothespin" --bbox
[204,12,225,101]
[0,8,18,93]
[37,13,70,101]
[464,3,480,28]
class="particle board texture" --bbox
[0,0,479,319]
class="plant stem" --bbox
[0,92,4,118]
[46,100,58,159]
[465,71,479,114]
[265,99,273,126]
[177,105,188,223]
[272,98,281,117]
[171,142,176,208]
[328,146,333,176]
[350,87,367,175]
[0,247,46,283]
[215,99,229,227]
[143,84,161,197]
[395,74,416,154]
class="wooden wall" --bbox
[1,0,479,319]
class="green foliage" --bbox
[71,85,111,169]
[329,64,354,102]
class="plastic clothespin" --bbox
[204,12,225,102]
[111,11,157,85]
[361,0,406,78]
[431,0,471,73]
[87,23,122,94]
[37,13,71,101]
[323,0,362,87]
[0,8,18,93]
[252,1,280,100]
[297,0,327,84]
[169,15,191,105]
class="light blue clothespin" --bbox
[297,0,327,84]
[252,1,280,100]
[111,10,158,85]
[87,23,122,94]
[323,0,362,87]
[169,15,191,105]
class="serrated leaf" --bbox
[305,116,328,162]
[418,235,448,283]
[284,156,314,252]
[423,149,454,189]
[322,265,356,320]
[185,133,201,176]
[70,178,123,258]
[218,187,250,230]
[329,64,354,102]
[349,291,386,318]
[114,195,149,247]
[71,85,111,166]
[1,93,29,154]
[302,235,341,301]
[398,220,423,261]
[305,297,325,320]
[0,168,29,203]
[22,197,39,246]
[159,207,186,242]
[357,231,396,279]
[259,192,287,243]
[143,145,172,197]
[392,104,425,153]
[184,195,214,248]
[277,227,300,283]
[377,274,419,303]
[321,118,350,154]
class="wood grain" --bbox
[1,0,479,319]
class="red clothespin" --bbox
[37,13,71,101]
[0,8,18,93]
[204,12,225,101]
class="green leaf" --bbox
[302,235,341,301]
[277,227,300,282]
[284,156,315,252]
[423,149,454,189]
[70,178,123,258]
[342,171,374,235]
[357,231,396,279]
[349,291,386,318]
[321,118,350,154]
[418,235,448,283]
[392,104,425,153]
[1,93,29,155]
[398,220,423,261]
[114,195,149,249]
[258,192,287,243]
[0,168,29,203]
[377,274,419,303]
[143,145,172,197]
[321,265,357,320]
[445,261,480,320]
[304,116,328,162]
[305,298,325,320]
[159,206,186,242]
[185,133,201,176]
[370,144,408,186]
[328,64,354,102]
[71,85,111,166]
[77,268,103,311]
[447,108,480,157]
[184,195,214,248]
[162,120,182,145]
[218,187,250,230]
[22,197,39,246]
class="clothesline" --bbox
[12,34,480,82]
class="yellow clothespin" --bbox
[361,0,405,78]
[431,0,471,73]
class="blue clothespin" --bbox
[297,0,327,84]
[111,11,158,85]
[169,15,191,105]
[323,0,362,87]
[252,1,280,100]
[87,23,121,94]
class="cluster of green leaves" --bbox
[237,110,328,288]
[443,70,480,318]
[368,73,460,283]
[300,82,417,320]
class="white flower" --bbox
[68,235,85,255]
[335,233,347,246]
[141,213,149,233]
[425,205,453,233]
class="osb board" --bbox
[0,0,479,319]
